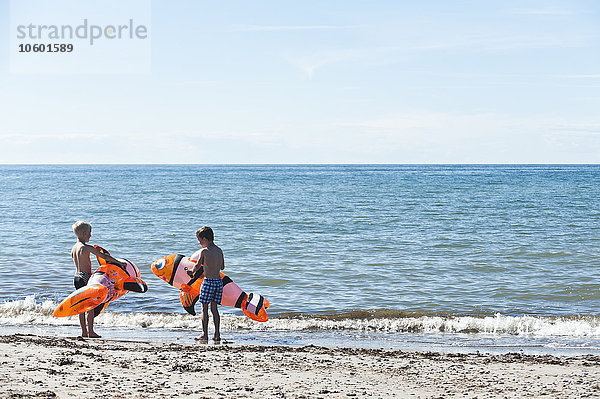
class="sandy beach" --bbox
[0,334,598,398]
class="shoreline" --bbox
[1,334,599,398]
[2,322,600,358]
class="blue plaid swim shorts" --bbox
[199,278,223,304]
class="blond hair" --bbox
[72,221,92,238]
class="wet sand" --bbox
[1,333,599,398]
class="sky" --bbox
[0,0,599,164]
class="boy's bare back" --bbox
[71,242,93,274]
[199,244,224,279]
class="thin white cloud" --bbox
[334,112,600,144]
[0,133,110,143]
[287,30,594,78]
[179,80,224,86]
[334,111,503,138]
[232,24,364,32]
[561,74,600,79]
[327,112,600,162]
[549,123,600,135]
[510,8,583,16]
[288,48,372,79]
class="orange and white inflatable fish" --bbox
[54,246,148,318]
[151,254,270,322]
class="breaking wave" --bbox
[2,296,600,338]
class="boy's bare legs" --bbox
[86,311,101,338]
[195,303,209,342]
[78,313,87,337]
[211,301,220,341]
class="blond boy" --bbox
[71,221,126,338]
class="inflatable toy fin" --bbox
[93,245,128,266]
[93,302,110,317]
[94,245,111,265]
[123,277,148,293]
[180,284,199,316]
[115,277,148,293]
[53,284,109,318]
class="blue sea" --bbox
[1,165,599,354]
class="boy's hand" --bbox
[185,267,194,278]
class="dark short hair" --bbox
[196,226,214,241]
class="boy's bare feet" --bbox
[213,335,221,343]
[88,332,101,338]
[194,335,208,343]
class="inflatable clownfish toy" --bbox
[151,254,269,322]
[54,246,148,318]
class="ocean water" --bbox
[1,165,599,354]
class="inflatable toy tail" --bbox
[53,284,109,318]
[180,284,199,316]
[241,293,269,322]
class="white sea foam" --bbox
[2,296,599,337]
[0,295,63,324]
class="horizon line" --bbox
[1,163,598,166]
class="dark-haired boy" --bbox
[188,226,225,342]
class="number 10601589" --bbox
[18,43,73,52]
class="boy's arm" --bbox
[187,249,205,277]
[89,245,127,267]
